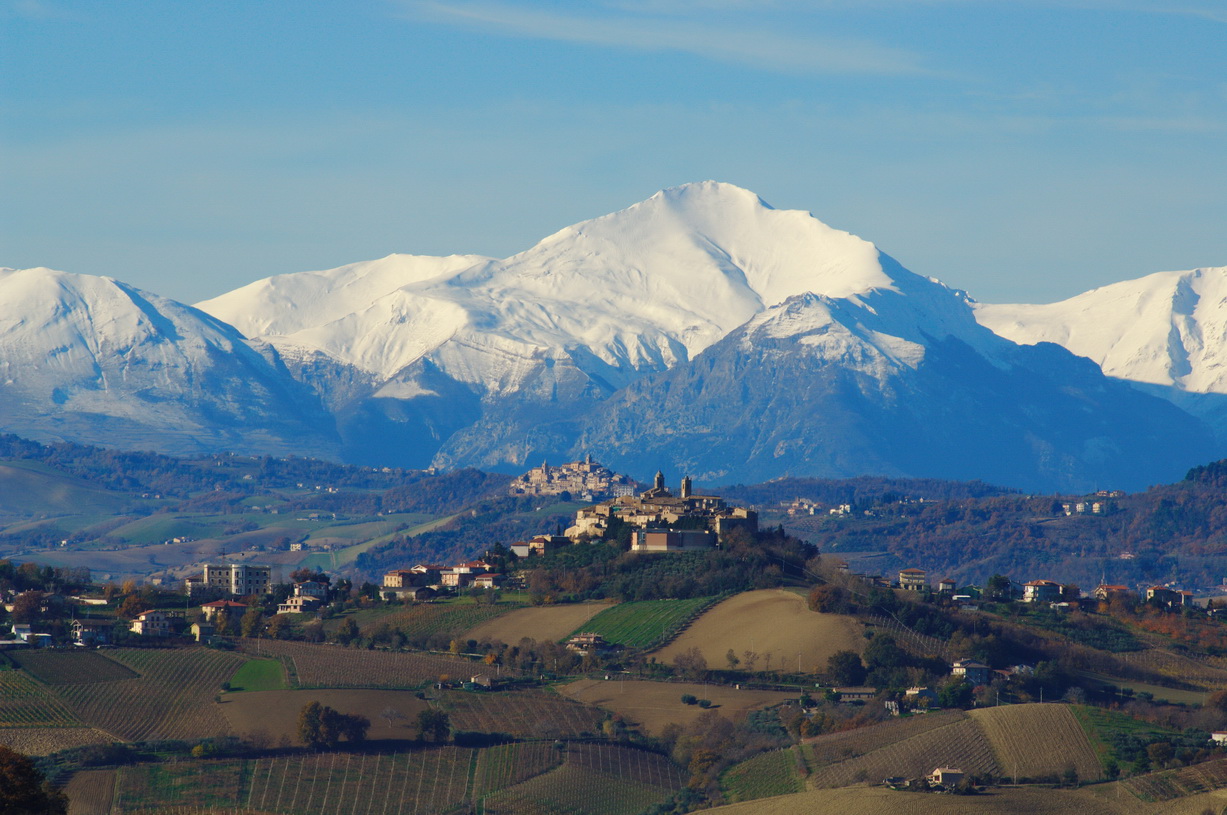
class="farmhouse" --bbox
[70,620,110,646]
[929,768,965,787]
[200,600,247,621]
[1212,732,1227,745]
[937,578,956,594]
[1093,584,1132,601]
[566,632,612,654]
[1023,580,1063,603]
[190,621,214,642]
[277,596,321,615]
[898,568,927,591]
[1146,586,1194,608]
[565,472,757,542]
[382,570,420,589]
[950,659,991,685]
[294,581,328,599]
[130,610,176,637]
[510,535,570,558]
[832,687,877,702]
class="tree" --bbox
[725,649,740,670]
[416,709,450,743]
[380,707,405,730]
[298,701,324,748]
[0,745,67,814]
[673,647,708,681]
[240,608,264,638]
[826,650,866,686]
[985,574,1013,602]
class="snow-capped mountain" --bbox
[0,267,338,458]
[975,267,1227,441]
[5,183,1220,490]
[575,285,1211,491]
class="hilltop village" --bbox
[12,456,1227,813]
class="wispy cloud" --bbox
[399,1,935,76]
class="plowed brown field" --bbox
[650,590,862,674]
[465,602,615,644]
[972,703,1104,782]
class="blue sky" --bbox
[2,0,1225,305]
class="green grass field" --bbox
[569,596,719,649]
[227,658,288,692]
[721,748,805,802]
[1071,703,1178,768]
[324,597,519,640]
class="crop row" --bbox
[113,760,247,812]
[572,597,717,649]
[810,717,999,788]
[246,749,476,815]
[10,650,139,685]
[472,742,562,795]
[485,744,681,815]
[1123,757,1227,802]
[802,710,966,769]
[0,672,81,727]
[362,603,513,640]
[52,648,245,741]
[242,640,497,689]
[720,748,803,802]
[442,690,605,739]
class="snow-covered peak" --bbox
[975,266,1227,393]
[196,182,917,386]
[197,253,490,340]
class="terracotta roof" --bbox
[899,568,926,575]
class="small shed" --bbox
[929,767,965,787]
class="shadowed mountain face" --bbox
[575,293,1212,492]
[4,183,1221,490]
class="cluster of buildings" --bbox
[564,471,757,551]
[381,560,503,597]
[507,455,636,502]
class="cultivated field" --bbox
[49,647,245,741]
[559,679,794,735]
[810,716,999,788]
[0,726,111,756]
[1119,756,1227,802]
[803,711,968,769]
[971,703,1104,782]
[113,760,248,812]
[652,589,863,674]
[0,671,82,727]
[64,769,116,815]
[331,600,515,641]
[721,747,806,802]
[221,688,430,743]
[465,602,614,644]
[483,742,684,815]
[472,742,563,795]
[239,639,499,688]
[439,688,605,739]
[701,784,1203,815]
[9,650,139,684]
[570,597,720,649]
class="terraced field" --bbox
[440,689,606,739]
[570,596,721,649]
[49,648,245,741]
[240,639,496,689]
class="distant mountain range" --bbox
[3,182,1223,491]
